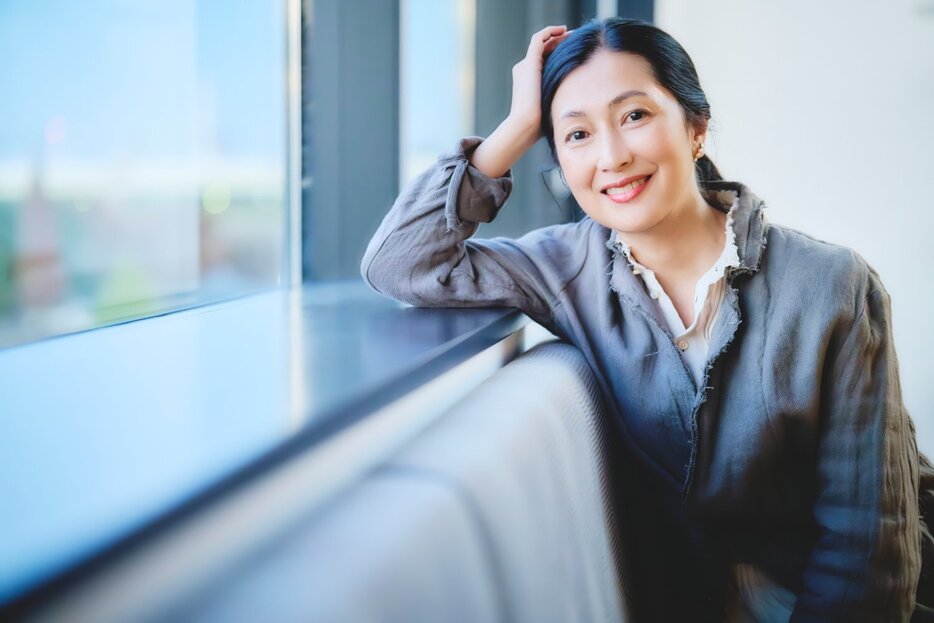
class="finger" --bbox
[542,31,571,56]
[528,24,567,55]
[541,29,571,53]
[543,30,571,48]
[532,25,567,43]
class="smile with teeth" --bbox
[603,175,651,203]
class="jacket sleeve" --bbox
[791,264,921,622]
[360,137,568,333]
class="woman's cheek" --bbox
[559,152,594,196]
[630,125,669,161]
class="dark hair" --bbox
[541,17,723,185]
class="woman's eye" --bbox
[625,110,647,123]
[565,129,588,143]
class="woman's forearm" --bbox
[469,116,540,179]
[470,24,569,178]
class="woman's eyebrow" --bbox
[557,89,649,121]
[608,89,649,106]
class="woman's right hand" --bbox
[508,25,570,132]
[469,25,570,179]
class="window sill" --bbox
[0,281,528,612]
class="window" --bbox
[399,0,476,186]
[0,1,289,348]
[301,0,595,283]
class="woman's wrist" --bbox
[469,116,541,179]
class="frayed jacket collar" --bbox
[705,180,768,276]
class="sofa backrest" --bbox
[171,340,628,622]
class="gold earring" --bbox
[693,143,704,161]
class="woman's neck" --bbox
[618,188,727,281]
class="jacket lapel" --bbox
[699,181,769,384]
[606,240,675,336]
[605,181,769,400]
[704,181,768,276]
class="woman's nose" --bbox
[596,132,632,172]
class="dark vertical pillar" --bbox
[577,0,597,21]
[473,0,596,240]
[304,0,400,281]
[302,0,611,280]
[618,0,653,22]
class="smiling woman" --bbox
[361,17,929,622]
[546,50,727,330]
[547,52,712,232]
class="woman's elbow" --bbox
[360,249,420,304]
[360,249,391,295]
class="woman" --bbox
[361,18,923,622]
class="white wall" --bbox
[656,0,934,454]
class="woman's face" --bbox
[551,50,704,236]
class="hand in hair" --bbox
[469,25,570,179]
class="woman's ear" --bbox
[690,120,708,147]
[689,121,708,160]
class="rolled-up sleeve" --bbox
[792,267,921,622]
[361,137,575,332]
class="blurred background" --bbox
[0,1,287,348]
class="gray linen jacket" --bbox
[361,137,922,622]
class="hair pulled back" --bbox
[541,17,723,185]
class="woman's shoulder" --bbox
[497,216,609,292]
[515,214,606,248]
[718,180,871,286]
[513,213,606,256]
[766,223,867,272]
[762,221,880,315]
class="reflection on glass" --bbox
[400,0,476,186]
[0,1,286,348]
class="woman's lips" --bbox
[603,175,651,203]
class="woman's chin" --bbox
[585,203,661,236]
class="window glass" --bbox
[399,0,475,186]
[0,0,287,348]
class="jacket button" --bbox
[677,340,689,351]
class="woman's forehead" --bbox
[551,50,668,118]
